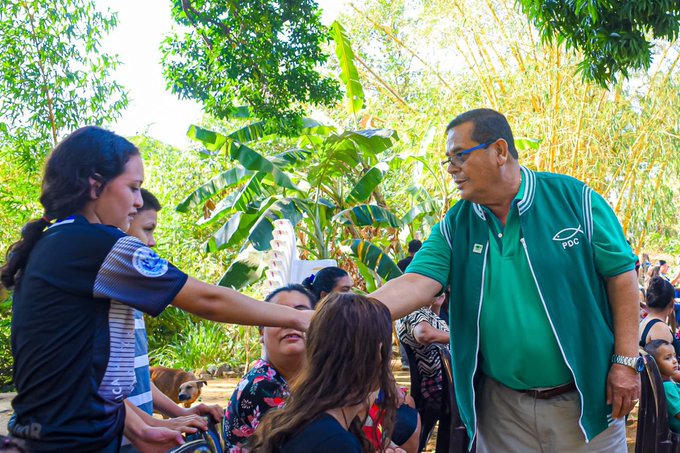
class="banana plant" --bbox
[176,22,442,290]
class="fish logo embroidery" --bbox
[552,225,584,249]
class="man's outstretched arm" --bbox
[370,273,443,320]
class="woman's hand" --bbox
[181,403,225,422]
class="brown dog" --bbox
[150,366,207,408]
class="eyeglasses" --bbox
[441,141,494,167]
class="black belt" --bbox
[518,381,577,399]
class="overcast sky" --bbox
[100,0,347,148]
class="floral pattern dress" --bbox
[223,359,289,451]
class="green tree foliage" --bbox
[161,0,342,128]
[338,0,680,254]
[174,23,444,292]
[517,0,680,86]
[0,0,128,168]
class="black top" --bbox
[640,318,680,356]
[397,256,413,272]
[11,215,187,451]
[280,414,361,453]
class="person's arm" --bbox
[413,321,450,345]
[151,382,224,421]
[671,270,680,286]
[125,400,206,433]
[372,221,451,320]
[124,402,184,453]
[371,274,442,320]
[172,277,312,331]
[606,269,642,419]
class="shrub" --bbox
[149,319,261,373]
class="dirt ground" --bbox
[0,365,638,452]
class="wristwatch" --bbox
[611,354,645,373]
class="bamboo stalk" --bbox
[354,54,416,113]
[349,2,457,95]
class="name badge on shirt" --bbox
[473,244,484,254]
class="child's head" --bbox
[645,339,678,378]
[127,189,161,247]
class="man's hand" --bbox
[606,363,640,419]
[132,426,184,453]
[183,403,225,422]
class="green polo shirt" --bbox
[479,176,572,389]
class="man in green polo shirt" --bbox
[371,108,640,452]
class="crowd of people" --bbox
[1,108,678,453]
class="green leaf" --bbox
[226,106,252,119]
[301,118,337,137]
[333,204,401,228]
[329,21,364,115]
[400,200,442,225]
[515,137,543,150]
[270,148,312,168]
[230,173,269,212]
[204,211,259,252]
[218,246,266,290]
[355,261,378,293]
[176,166,252,212]
[349,239,403,281]
[187,124,227,152]
[345,162,389,203]
[419,125,437,156]
[248,198,304,251]
[227,121,268,143]
[326,129,398,156]
[224,140,298,190]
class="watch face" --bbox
[636,356,645,373]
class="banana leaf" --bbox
[218,246,266,290]
[400,200,442,225]
[176,166,252,212]
[248,198,304,251]
[325,129,398,156]
[204,211,260,252]
[330,21,364,115]
[349,239,403,281]
[223,140,297,190]
[187,124,227,152]
[345,162,389,203]
[333,204,401,228]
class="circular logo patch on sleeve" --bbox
[132,247,169,277]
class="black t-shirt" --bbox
[10,215,187,451]
[397,256,413,272]
[280,414,361,453]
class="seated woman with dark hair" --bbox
[223,284,316,449]
[246,293,399,452]
[640,276,680,355]
[301,266,353,307]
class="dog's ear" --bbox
[197,380,208,388]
